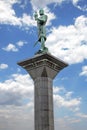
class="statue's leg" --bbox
[41,37,45,51]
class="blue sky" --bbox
[0,0,87,130]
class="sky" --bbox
[0,0,87,130]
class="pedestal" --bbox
[17,53,68,130]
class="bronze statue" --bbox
[34,9,48,53]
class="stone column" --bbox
[34,77,54,130]
[17,53,68,130]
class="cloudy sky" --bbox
[0,0,87,130]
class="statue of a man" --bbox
[34,9,48,53]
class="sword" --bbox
[34,40,39,47]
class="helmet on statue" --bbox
[39,9,44,15]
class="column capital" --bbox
[17,53,68,80]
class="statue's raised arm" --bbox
[34,9,48,54]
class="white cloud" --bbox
[0,1,55,29]
[0,0,21,26]
[21,13,35,27]
[0,0,35,28]
[16,41,27,47]
[46,15,87,64]
[64,116,81,124]
[54,94,81,111]
[0,73,34,106]
[0,63,8,70]
[0,73,82,129]
[0,72,81,129]
[65,91,73,99]
[2,43,18,52]
[72,0,87,11]
[53,86,81,112]
[72,0,80,5]
[31,0,86,11]
[0,72,81,112]
[79,66,87,76]
[2,41,27,52]
[0,0,86,29]
[44,7,56,26]
[76,113,87,119]
[53,86,65,94]
[30,0,69,10]
[0,105,34,130]
[55,116,81,130]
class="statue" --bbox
[34,9,48,54]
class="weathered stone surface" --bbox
[17,53,68,130]
[17,53,68,80]
[34,77,54,130]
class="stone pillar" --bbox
[34,77,54,130]
[17,53,68,130]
